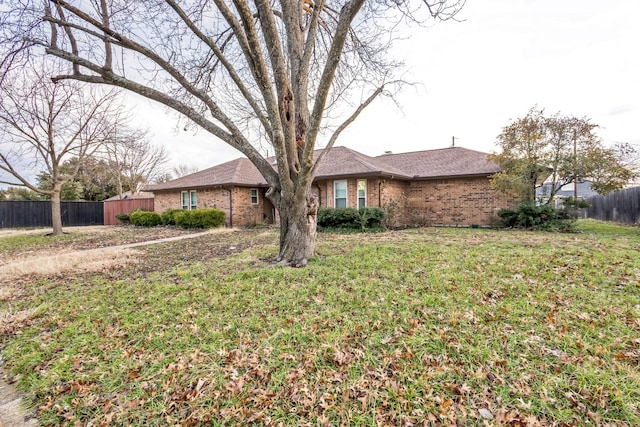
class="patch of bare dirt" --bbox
[0,225,204,265]
[0,227,279,286]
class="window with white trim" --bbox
[250,188,259,204]
[334,180,347,208]
[181,190,197,210]
[190,190,197,210]
[357,180,367,209]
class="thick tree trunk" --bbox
[276,192,318,267]
[50,186,64,236]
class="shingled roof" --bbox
[378,147,501,179]
[146,146,500,191]
[146,157,267,191]
[314,146,410,179]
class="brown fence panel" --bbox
[103,198,155,225]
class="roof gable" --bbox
[314,146,410,179]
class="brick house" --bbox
[145,146,511,227]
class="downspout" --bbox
[223,187,233,228]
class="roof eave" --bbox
[412,172,500,180]
[314,172,412,181]
[145,182,269,192]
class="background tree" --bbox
[2,0,464,265]
[36,169,84,200]
[102,131,170,198]
[173,164,199,179]
[0,186,45,200]
[490,107,635,203]
[0,62,120,235]
[35,156,124,200]
[489,107,549,202]
[67,156,122,200]
[584,145,636,195]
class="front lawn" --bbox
[1,221,638,425]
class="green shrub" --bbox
[161,208,180,226]
[174,208,225,229]
[497,201,573,231]
[115,213,130,224]
[317,207,386,231]
[359,207,385,230]
[317,208,361,229]
[562,197,590,209]
[129,210,162,227]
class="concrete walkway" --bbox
[0,228,225,426]
[0,374,37,427]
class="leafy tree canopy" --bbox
[490,107,636,203]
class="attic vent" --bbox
[384,151,392,154]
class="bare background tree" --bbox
[102,129,170,198]
[0,61,121,235]
[2,0,465,263]
[172,163,200,179]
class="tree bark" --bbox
[275,192,318,267]
[50,183,63,236]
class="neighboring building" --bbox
[536,180,598,208]
[145,146,512,227]
[104,191,154,201]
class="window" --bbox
[334,180,347,208]
[250,188,259,204]
[357,180,367,209]
[190,191,197,210]
[181,191,188,210]
[181,190,197,210]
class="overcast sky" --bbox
[139,0,640,172]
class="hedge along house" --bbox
[146,146,511,227]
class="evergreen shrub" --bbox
[317,207,386,231]
[129,210,162,227]
[115,213,130,224]
[497,201,573,231]
[174,208,225,229]
[161,208,180,226]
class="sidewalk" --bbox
[0,373,37,427]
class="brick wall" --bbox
[378,179,407,228]
[312,178,382,208]
[152,187,273,227]
[231,187,274,227]
[404,177,511,226]
[153,176,510,228]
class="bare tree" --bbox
[102,129,170,198]
[2,0,464,264]
[173,163,199,178]
[0,62,120,235]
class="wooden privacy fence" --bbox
[587,186,640,225]
[0,201,104,228]
[103,198,155,225]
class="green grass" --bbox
[1,220,639,425]
[0,232,78,253]
[575,218,640,237]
